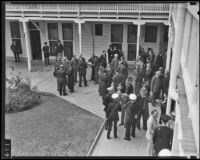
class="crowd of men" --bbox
[42,41,174,156]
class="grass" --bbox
[5,94,104,156]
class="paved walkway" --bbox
[6,59,161,156]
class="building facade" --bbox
[165,2,199,157]
[5,2,170,71]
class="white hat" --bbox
[112,93,119,99]
[114,54,118,57]
[129,94,137,101]
[158,149,172,156]
[107,87,113,91]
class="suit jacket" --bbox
[111,58,120,71]
[150,75,162,93]
[107,48,114,64]
[103,93,113,114]
[153,126,173,155]
[146,115,159,141]
[125,83,134,95]
[78,58,87,75]
[98,72,108,97]
[56,69,66,83]
[99,54,107,68]
[107,101,121,121]
[124,101,139,127]
[136,93,149,116]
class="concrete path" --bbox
[6,59,161,156]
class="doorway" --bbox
[29,22,42,60]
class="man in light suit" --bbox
[146,109,159,156]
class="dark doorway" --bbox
[29,30,42,60]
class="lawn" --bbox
[5,94,104,156]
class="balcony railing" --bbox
[6,3,170,13]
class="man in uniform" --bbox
[124,94,139,140]
[63,57,70,86]
[54,56,63,90]
[153,114,173,156]
[106,93,121,139]
[10,40,21,63]
[56,65,67,96]
[67,60,75,93]
[55,40,64,61]
[42,42,50,66]
[78,54,88,87]
[107,44,114,64]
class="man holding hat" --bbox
[56,64,68,96]
[42,42,50,66]
[106,93,121,139]
[103,87,114,130]
[153,114,173,156]
[124,94,139,141]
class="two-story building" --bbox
[5,2,170,71]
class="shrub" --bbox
[6,67,40,113]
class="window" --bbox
[164,26,169,42]
[62,23,73,60]
[145,25,157,42]
[127,24,137,61]
[95,24,103,36]
[111,24,123,49]
[47,23,58,56]
[28,22,39,30]
[10,21,22,54]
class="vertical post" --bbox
[165,25,172,71]
[78,21,82,55]
[136,23,141,59]
[166,3,186,115]
[22,20,32,72]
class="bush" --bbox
[6,67,40,113]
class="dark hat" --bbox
[161,114,170,123]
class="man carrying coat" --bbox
[106,93,121,139]
[124,94,139,141]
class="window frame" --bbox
[95,24,103,36]
[144,25,158,43]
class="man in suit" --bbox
[10,40,21,63]
[106,93,121,139]
[112,69,124,92]
[78,54,87,87]
[150,71,162,99]
[146,109,159,156]
[111,54,120,72]
[105,64,114,88]
[55,40,64,61]
[136,87,149,130]
[67,60,75,93]
[54,56,63,91]
[124,94,139,140]
[155,52,164,71]
[107,44,114,64]
[42,42,50,66]
[55,65,67,96]
[71,55,79,83]
[99,50,107,68]
[153,114,173,156]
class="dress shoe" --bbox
[107,136,111,139]
[119,123,124,126]
[114,135,118,138]
[123,137,131,141]
[131,134,135,138]
[63,93,68,96]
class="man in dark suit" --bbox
[136,87,149,130]
[78,54,87,87]
[55,65,67,96]
[88,54,100,84]
[155,52,164,71]
[124,94,139,140]
[99,50,107,68]
[67,60,75,93]
[106,93,121,139]
[10,40,21,63]
[71,55,79,83]
[55,40,64,61]
[150,71,162,99]
[153,114,173,156]
[112,69,124,92]
[107,44,114,64]
[42,42,50,66]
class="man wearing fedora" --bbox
[123,94,139,141]
[153,114,173,156]
[106,93,121,139]
[42,42,50,66]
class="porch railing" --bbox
[6,3,170,13]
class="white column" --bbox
[165,25,172,71]
[136,23,141,59]
[22,20,32,72]
[78,22,82,55]
[166,3,187,115]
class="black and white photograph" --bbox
[2,1,199,158]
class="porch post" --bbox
[75,19,85,56]
[166,3,187,115]
[136,23,141,59]
[22,19,32,72]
